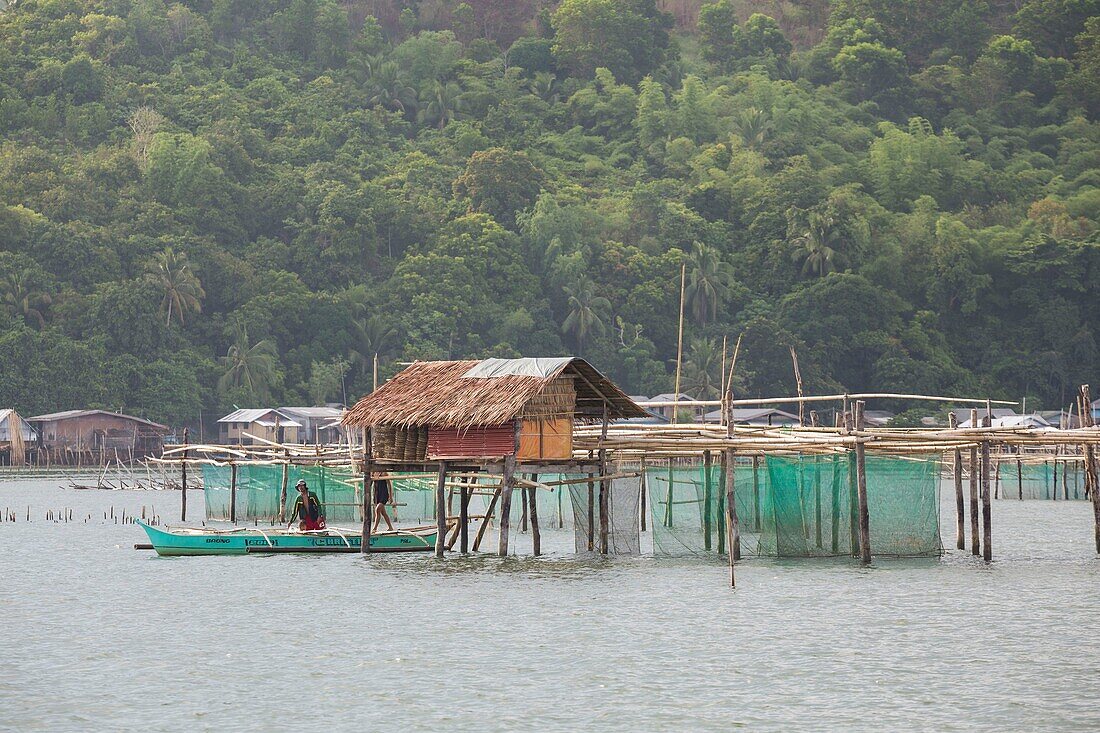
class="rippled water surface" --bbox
[2,476,1099,732]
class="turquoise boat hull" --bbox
[138,521,438,556]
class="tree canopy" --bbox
[0,0,1097,429]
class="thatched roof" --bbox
[342,358,647,430]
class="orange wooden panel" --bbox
[517,419,541,460]
[541,417,573,459]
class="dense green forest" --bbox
[0,0,1097,428]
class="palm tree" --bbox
[0,270,50,329]
[527,72,560,103]
[790,212,842,278]
[685,242,735,326]
[349,315,398,391]
[680,336,722,399]
[146,247,204,327]
[367,62,417,114]
[561,280,611,355]
[732,107,774,150]
[417,80,463,129]
[218,320,279,403]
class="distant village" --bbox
[0,395,1088,468]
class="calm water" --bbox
[2,476,1098,732]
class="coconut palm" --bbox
[417,80,463,129]
[349,314,398,391]
[680,336,723,399]
[0,270,51,329]
[732,107,774,150]
[527,72,560,103]
[218,320,279,403]
[790,212,842,278]
[367,62,417,114]
[146,247,204,327]
[561,279,611,355]
[685,241,735,326]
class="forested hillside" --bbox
[0,0,1098,428]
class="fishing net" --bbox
[203,464,361,522]
[996,459,1085,500]
[568,474,641,555]
[647,454,942,558]
[202,465,584,534]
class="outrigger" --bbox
[137,520,445,556]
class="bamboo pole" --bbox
[498,422,520,557]
[672,262,686,425]
[949,413,964,550]
[981,412,992,562]
[434,461,447,558]
[361,427,372,555]
[703,450,713,551]
[459,476,470,553]
[969,410,980,557]
[529,473,541,557]
[279,453,290,522]
[855,401,870,564]
[724,448,737,586]
[790,346,805,426]
[599,410,610,554]
[229,462,238,524]
[180,428,189,522]
[497,456,515,557]
[1083,385,1100,553]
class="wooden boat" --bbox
[137,520,439,556]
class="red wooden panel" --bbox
[428,423,515,458]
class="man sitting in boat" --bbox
[291,479,325,530]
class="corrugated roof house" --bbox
[217,408,301,445]
[702,407,802,426]
[27,410,168,456]
[278,406,345,444]
[645,393,704,422]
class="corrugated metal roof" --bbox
[462,357,573,379]
[278,406,345,419]
[218,408,280,424]
[26,409,167,430]
[703,408,802,424]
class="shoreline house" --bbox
[342,357,646,461]
[216,406,346,445]
[217,409,300,445]
[956,410,1053,428]
[28,409,168,460]
[644,393,705,423]
[0,409,35,466]
[277,406,345,444]
[702,407,801,427]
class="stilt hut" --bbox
[342,357,645,461]
[342,357,647,558]
[0,409,34,466]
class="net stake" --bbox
[981,411,993,562]
[855,401,871,564]
[969,409,980,556]
[949,413,964,550]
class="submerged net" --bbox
[647,454,942,558]
[996,460,1085,500]
[568,475,641,555]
